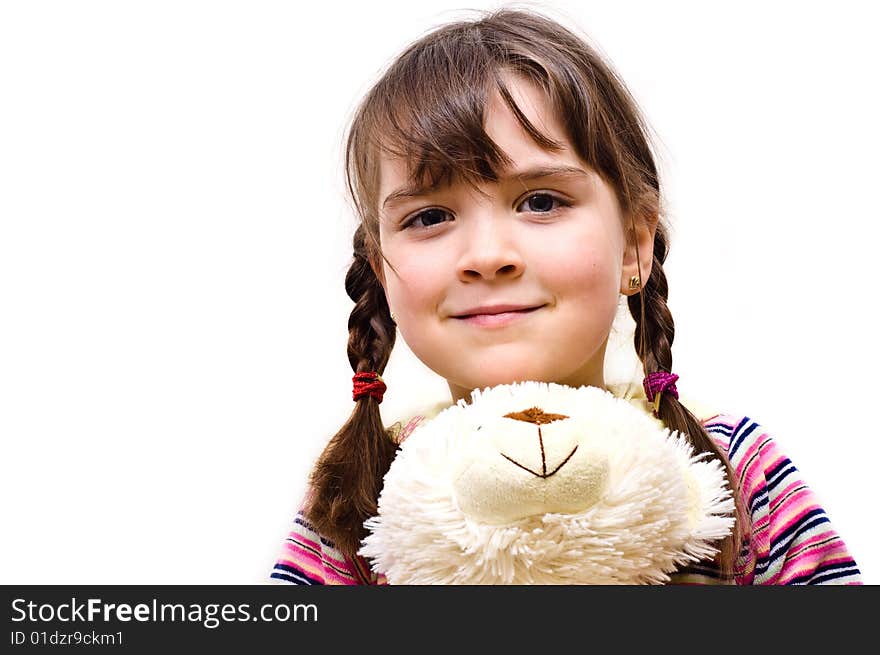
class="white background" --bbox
[1,0,876,584]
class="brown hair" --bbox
[307,7,749,578]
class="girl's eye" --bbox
[402,208,451,230]
[517,192,567,214]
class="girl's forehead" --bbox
[372,73,599,219]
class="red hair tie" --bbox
[352,372,387,404]
[643,371,679,417]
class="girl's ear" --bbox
[621,213,658,295]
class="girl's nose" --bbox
[456,213,525,282]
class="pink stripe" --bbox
[750,510,770,533]
[785,532,839,558]
[755,435,788,473]
[703,414,739,431]
[278,543,325,574]
[768,501,823,539]
[277,546,359,585]
[706,432,731,452]
[770,485,816,518]
[779,551,853,582]
[279,533,362,582]
[768,480,806,513]
[285,531,353,572]
[398,416,425,444]
[319,566,360,585]
[284,532,322,556]
[732,435,771,493]
[280,539,326,566]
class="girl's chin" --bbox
[454,366,602,394]
[461,370,552,390]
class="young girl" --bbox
[271,8,861,585]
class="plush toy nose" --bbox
[497,405,578,478]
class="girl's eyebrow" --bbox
[381,164,591,209]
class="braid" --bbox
[305,224,398,559]
[345,228,396,374]
[628,224,750,579]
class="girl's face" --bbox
[376,74,653,404]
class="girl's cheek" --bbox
[537,235,615,284]
[387,258,442,306]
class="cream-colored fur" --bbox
[360,381,735,584]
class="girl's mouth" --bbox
[454,306,543,328]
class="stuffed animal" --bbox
[359,381,735,584]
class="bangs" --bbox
[366,33,566,198]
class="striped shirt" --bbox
[271,412,861,585]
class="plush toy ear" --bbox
[673,440,738,563]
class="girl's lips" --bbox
[454,306,543,327]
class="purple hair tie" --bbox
[643,371,679,417]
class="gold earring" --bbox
[628,275,641,290]
[390,312,398,324]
